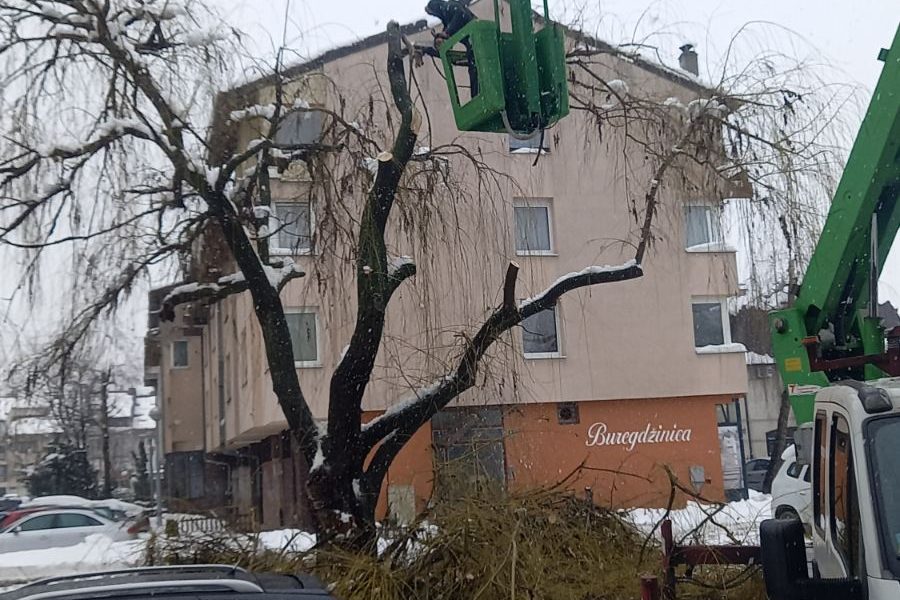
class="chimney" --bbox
[679,44,698,76]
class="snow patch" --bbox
[606,79,629,95]
[388,255,414,277]
[627,491,772,545]
[695,343,747,355]
[685,241,737,253]
[746,351,775,365]
[0,534,143,584]
[519,260,640,309]
[361,377,452,434]
[229,104,276,122]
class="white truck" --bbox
[761,380,900,599]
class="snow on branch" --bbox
[519,260,642,313]
[159,260,305,321]
[360,260,644,454]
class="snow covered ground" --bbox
[0,533,146,585]
[626,490,772,545]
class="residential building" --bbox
[149,5,748,528]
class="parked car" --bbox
[0,508,138,552]
[0,565,335,599]
[770,444,812,525]
[744,457,772,492]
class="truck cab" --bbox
[762,380,900,599]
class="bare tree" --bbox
[0,1,847,544]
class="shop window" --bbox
[522,306,561,358]
[557,402,579,425]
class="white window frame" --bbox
[684,202,724,250]
[171,340,189,369]
[690,296,732,350]
[269,200,315,256]
[285,307,322,368]
[513,198,556,257]
[520,303,564,359]
[508,131,550,154]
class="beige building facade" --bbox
[149,5,749,528]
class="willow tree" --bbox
[1,0,846,543]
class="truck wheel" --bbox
[776,507,800,521]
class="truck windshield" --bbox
[868,415,900,578]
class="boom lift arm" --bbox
[770,24,900,423]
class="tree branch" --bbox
[360,259,644,489]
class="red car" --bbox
[0,505,60,530]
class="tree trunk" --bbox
[306,464,377,550]
[763,388,792,491]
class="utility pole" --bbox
[149,406,163,529]
[99,368,112,498]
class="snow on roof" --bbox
[132,394,157,430]
[22,495,146,515]
[9,417,61,436]
[745,351,775,365]
[107,392,134,418]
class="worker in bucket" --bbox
[417,0,479,96]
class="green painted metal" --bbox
[438,0,569,134]
[770,24,900,423]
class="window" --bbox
[172,340,189,368]
[509,131,549,153]
[273,110,323,147]
[684,204,722,248]
[866,415,900,579]
[830,413,861,576]
[691,298,730,348]
[56,513,101,528]
[786,461,802,479]
[271,201,312,254]
[513,200,553,255]
[285,310,319,366]
[17,514,56,531]
[813,411,827,532]
[521,306,561,358]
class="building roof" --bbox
[219,0,715,107]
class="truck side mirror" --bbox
[760,518,808,600]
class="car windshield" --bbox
[867,415,900,577]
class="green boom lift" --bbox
[436,0,569,135]
[770,24,900,424]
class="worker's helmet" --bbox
[425,0,445,18]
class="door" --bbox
[816,410,863,579]
[1,513,59,551]
[54,512,105,547]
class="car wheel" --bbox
[776,507,800,521]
